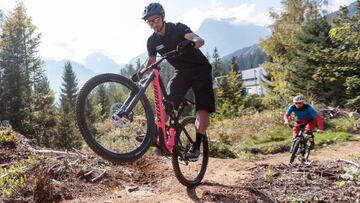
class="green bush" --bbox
[0,154,43,197]
[209,141,237,159]
[326,117,359,133]
[0,126,16,145]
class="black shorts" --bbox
[166,64,215,113]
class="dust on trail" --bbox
[68,140,360,203]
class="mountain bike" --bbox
[289,119,314,164]
[76,48,209,187]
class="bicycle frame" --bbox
[116,50,179,155]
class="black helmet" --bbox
[142,3,165,20]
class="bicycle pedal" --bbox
[187,157,199,162]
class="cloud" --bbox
[174,3,271,30]
[326,0,354,12]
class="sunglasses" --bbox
[294,102,303,105]
[146,16,161,25]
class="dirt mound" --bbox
[2,132,360,203]
[248,161,360,202]
[0,133,34,165]
[0,132,172,203]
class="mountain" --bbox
[196,18,270,56]
[128,52,148,67]
[222,44,266,72]
[84,52,123,73]
[129,18,270,63]
[44,60,96,103]
[327,1,358,19]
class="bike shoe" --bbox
[184,149,200,161]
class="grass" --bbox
[207,110,357,159]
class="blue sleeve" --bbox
[307,106,318,118]
[286,105,294,115]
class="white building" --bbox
[213,67,265,96]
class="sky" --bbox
[0,0,355,65]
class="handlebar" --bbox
[288,119,314,129]
[131,50,178,82]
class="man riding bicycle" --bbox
[140,3,215,160]
[284,95,324,151]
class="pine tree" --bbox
[216,70,245,118]
[0,2,42,135]
[55,61,81,149]
[310,0,360,108]
[211,47,225,79]
[96,84,110,120]
[60,61,78,112]
[286,15,332,101]
[229,56,239,72]
[259,0,327,107]
[120,64,136,78]
[32,75,57,147]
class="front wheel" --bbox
[172,116,209,187]
[290,139,301,164]
[76,73,155,163]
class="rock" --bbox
[349,112,360,119]
[127,186,139,193]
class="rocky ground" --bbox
[1,133,360,203]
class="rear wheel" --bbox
[76,74,155,163]
[172,116,209,187]
[290,139,301,164]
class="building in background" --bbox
[213,67,265,96]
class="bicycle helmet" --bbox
[293,95,304,103]
[142,3,165,20]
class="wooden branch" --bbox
[91,169,106,182]
[338,159,360,168]
[0,173,8,179]
[84,170,94,177]
[35,149,78,156]
[72,148,88,159]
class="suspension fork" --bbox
[116,73,155,117]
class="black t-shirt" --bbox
[147,22,210,70]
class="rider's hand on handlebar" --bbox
[317,129,323,133]
[284,120,289,126]
[176,40,195,53]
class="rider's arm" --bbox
[308,106,324,131]
[184,33,204,49]
[142,36,157,74]
[284,105,294,123]
[314,114,324,131]
[146,56,156,68]
[176,22,204,49]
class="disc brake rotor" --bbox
[110,103,132,128]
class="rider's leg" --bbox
[185,66,215,160]
[193,109,209,148]
[305,120,315,150]
[290,125,300,152]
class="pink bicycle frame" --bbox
[151,69,175,154]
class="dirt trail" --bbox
[68,140,360,203]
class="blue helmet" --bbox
[142,3,165,20]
